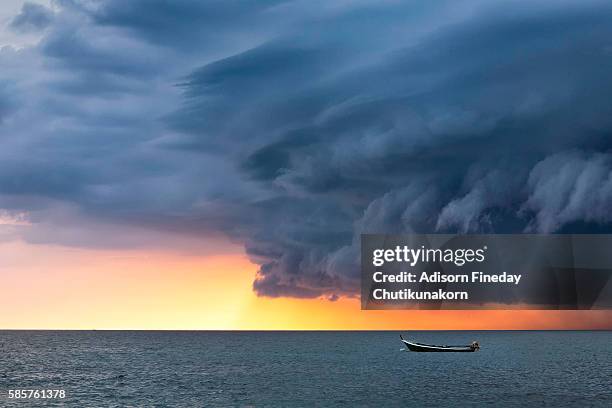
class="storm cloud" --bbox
[2,0,612,299]
[10,2,54,32]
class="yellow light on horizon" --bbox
[1,240,611,330]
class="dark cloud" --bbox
[523,151,612,232]
[173,0,612,298]
[41,26,165,78]
[10,2,54,32]
[3,0,612,300]
[91,0,285,50]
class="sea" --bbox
[0,331,610,407]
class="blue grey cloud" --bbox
[10,2,54,32]
[524,151,612,232]
[3,0,612,299]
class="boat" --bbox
[400,334,480,352]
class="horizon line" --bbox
[1,328,611,332]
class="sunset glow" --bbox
[1,0,612,332]
[2,240,609,330]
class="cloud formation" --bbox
[10,2,54,33]
[3,0,612,299]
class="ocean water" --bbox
[0,331,610,407]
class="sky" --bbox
[1,0,611,329]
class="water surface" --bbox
[1,331,610,407]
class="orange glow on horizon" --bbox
[236,297,612,331]
[1,240,610,330]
